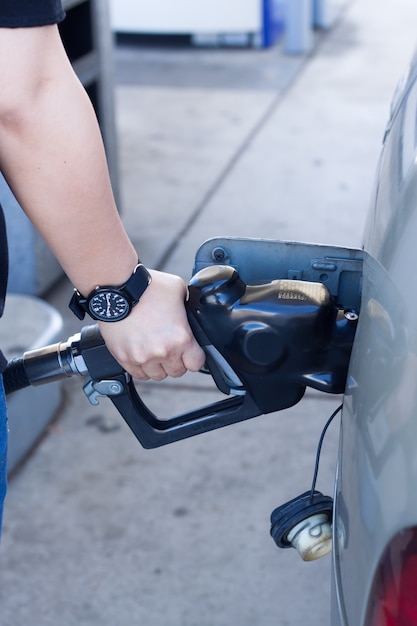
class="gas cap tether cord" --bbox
[309,403,343,503]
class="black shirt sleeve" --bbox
[0,0,65,27]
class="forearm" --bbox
[0,25,137,294]
[0,24,205,379]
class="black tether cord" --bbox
[309,403,343,503]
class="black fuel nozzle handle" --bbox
[76,325,263,448]
[2,322,263,449]
[77,266,357,448]
[2,265,358,449]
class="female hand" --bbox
[98,270,206,381]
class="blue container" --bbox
[262,0,285,47]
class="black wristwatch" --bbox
[69,262,152,322]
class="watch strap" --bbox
[69,290,87,320]
[124,263,152,304]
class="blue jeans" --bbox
[0,375,7,534]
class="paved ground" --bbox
[1,1,417,625]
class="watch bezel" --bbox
[87,288,132,322]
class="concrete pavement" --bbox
[1,1,417,625]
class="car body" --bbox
[331,46,417,626]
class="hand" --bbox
[98,270,206,380]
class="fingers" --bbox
[122,324,204,381]
[132,342,199,381]
[182,340,206,373]
[103,331,196,381]
[136,359,187,381]
[110,339,202,382]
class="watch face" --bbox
[88,290,131,321]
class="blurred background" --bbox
[0,1,416,625]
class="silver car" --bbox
[331,46,417,626]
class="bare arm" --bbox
[0,25,205,380]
